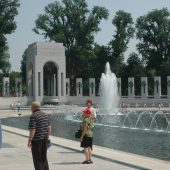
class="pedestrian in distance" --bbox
[17,101,21,112]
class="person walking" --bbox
[28,101,51,170]
[17,101,21,112]
[80,100,96,164]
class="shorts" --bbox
[81,136,93,148]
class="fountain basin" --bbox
[2,111,170,161]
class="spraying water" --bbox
[100,62,119,112]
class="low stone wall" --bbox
[66,96,170,107]
[0,97,29,108]
[0,96,170,108]
[65,96,100,105]
[120,98,170,107]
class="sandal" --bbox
[89,160,93,163]
[82,160,90,164]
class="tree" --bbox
[92,44,111,78]
[157,60,170,95]
[0,41,11,74]
[109,10,135,74]
[33,0,108,80]
[136,8,170,71]
[0,0,19,35]
[145,69,156,95]
[126,53,144,75]
[20,50,26,85]
[158,60,170,76]
[0,0,20,72]
[121,52,144,95]
[9,71,20,95]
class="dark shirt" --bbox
[28,110,50,140]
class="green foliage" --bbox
[9,71,20,95]
[0,0,20,72]
[92,44,110,78]
[120,53,144,95]
[126,52,144,76]
[144,69,156,95]
[0,37,11,75]
[158,60,170,95]
[109,10,135,74]
[33,0,108,80]
[158,60,170,76]
[20,50,26,85]
[0,0,20,34]
[82,78,89,96]
[21,84,27,95]
[0,73,3,96]
[136,8,170,71]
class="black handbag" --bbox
[75,129,82,139]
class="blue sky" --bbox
[6,0,170,71]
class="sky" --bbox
[6,0,170,72]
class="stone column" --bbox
[15,78,22,97]
[154,77,161,99]
[128,77,134,98]
[57,71,60,98]
[89,78,95,97]
[53,74,56,96]
[26,65,33,96]
[117,78,121,97]
[47,77,50,96]
[141,77,148,98]
[2,77,10,97]
[31,69,34,96]
[66,78,70,96]
[167,76,170,99]
[40,70,44,98]
[76,78,82,96]
[60,72,64,96]
[51,76,54,96]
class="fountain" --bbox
[69,109,170,132]
[100,62,119,112]
[64,62,170,133]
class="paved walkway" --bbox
[1,130,137,170]
[1,126,170,170]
